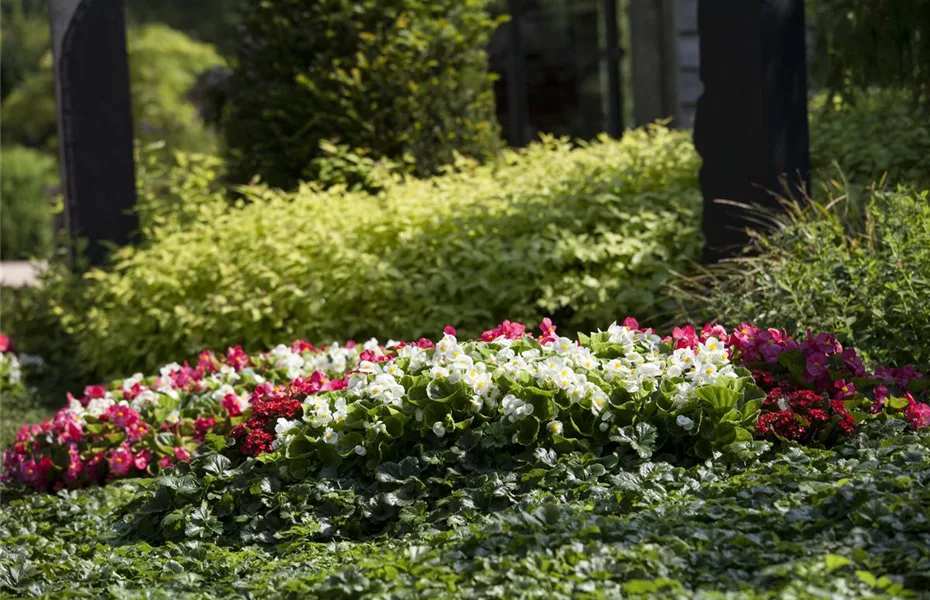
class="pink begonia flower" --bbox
[65,449,83,484]
[108,446,133,476]
[0,333,11,353]
[174,447,192,462]
[672,325,699,349]
[833,379,855,400]
[905,392,930,429]
[222,393,243,416]
[133,449,152,471]
[106,404,139,428]
[623,317,640,330]
[443,325,456,336]
[871,385,889,413]
[701,323,728,340]
[158,456,174,469]
[805,352,829,379]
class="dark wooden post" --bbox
[602,0,623,137]
[49,0,138,268]
[693,0,811,263]
[506,0,529,147]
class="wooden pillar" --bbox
[629,0,678,126]
[49,0,137,268]
[693,0,811,263]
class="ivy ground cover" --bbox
[1,319,928,598]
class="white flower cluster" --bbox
[297,322,740,452]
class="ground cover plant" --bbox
[1,318,929,598]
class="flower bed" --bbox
[3,318,927,495]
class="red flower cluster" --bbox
[230,383,304,457]
[757,385,855,442]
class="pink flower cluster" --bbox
[3,318,928,494]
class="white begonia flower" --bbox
[547,420,563,435]
[323,427,340,444]
[159,362,181,378]
[502,395,534,422]
[430,365,450,379]
[363,338,380,352]
[354,445,367,456]
[130,389,159,411]
[367,420,388,436]
[85,396,116,418]
[567,384,586,403]
[435,334,457,357]
[332,398,348,423]
[469,396,484,412]
[432,422,447,437]
[275,417,301,439]
[676,415,695,431]
[665,364,683,378]
[165,409,180,424]
[357,360,380,375]
[553,336,576,355]
[315,404,334,425]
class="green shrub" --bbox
[808,89,930,189]
[0,146,59,260]
[223,0,501,189]
[1,24,224,153]
[0,5,50,104]
[38,126,700,379]
[673,187,930,368]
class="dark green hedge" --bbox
[223,0,501,189]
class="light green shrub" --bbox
[51,126,700,379]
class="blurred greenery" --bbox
[1,23,224,154]
[808,0,930,107]
[0,146,59,260]
[223,0,502,189]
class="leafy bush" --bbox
[673,187,930,368]
[40,127,700,379]
[223,0,501,189]
[1,24,224,153]
[808,90,930,189]
[0,145,59,260]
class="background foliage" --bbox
[223,0,502,189]
[808,0,930,106]
[0,145,59,260]
[807,89,930,189]
[0,24,224,154]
